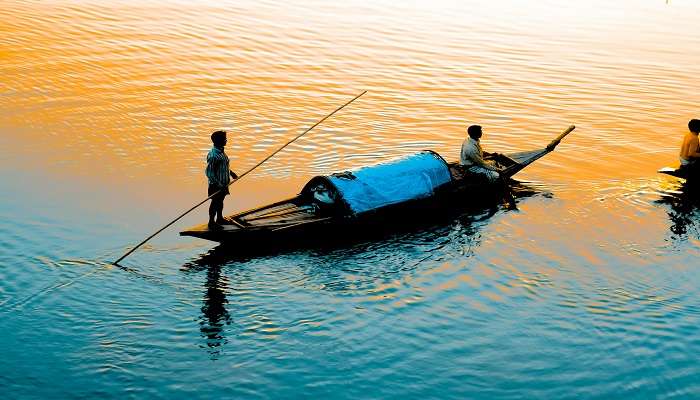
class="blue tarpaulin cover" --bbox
[327,151,452,214]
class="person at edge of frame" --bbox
[679,119,700,171]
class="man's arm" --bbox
[689,137,700,158]
[478,159,500,171]
[230,170,238,179]
[474,152,499,171]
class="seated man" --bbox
[679,119,700,170]
[460,124,500,182]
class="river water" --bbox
[2,0,700,398]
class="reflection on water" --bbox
[3,0,700,398]
[657,180,700,239]
[180,199,509,354]
[183,256,232,357]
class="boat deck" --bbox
[659,166,689,180]
[181,200,320,235]
[238,202,318,227]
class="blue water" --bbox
[3,173,700,399]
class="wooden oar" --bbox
[500,125,576,178]
[113,90,367,265]
[546,125,576,151]
[498,125,576,208]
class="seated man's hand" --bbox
[230,170,238,179]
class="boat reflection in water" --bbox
[179,182,543,354]
[657,180,700,238]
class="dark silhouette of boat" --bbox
[181,126,575,249]
[658,166,698,181]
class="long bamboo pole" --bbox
[113,90,367,265]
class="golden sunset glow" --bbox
[3,2,700,398]
[2,0,699,214]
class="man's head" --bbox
[689,119,700,134]
[467,125,482,140]
[211,130,227,147]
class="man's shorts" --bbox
[208,184,229,199]
[467,165,500,183]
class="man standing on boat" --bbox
[206,130,238,230]
[460,125,500,182]
[679,119,700,170]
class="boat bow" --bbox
[500,125,575,178]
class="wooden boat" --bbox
[181,126,576,248]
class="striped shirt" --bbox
[205,146,230,187]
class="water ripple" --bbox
[3,0,700,398]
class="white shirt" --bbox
[460,137,485,167]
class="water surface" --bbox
[2,1,700,398]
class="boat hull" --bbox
[658,166,698,180]
[180,179,513,252]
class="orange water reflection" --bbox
[1,0,699,215]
